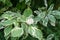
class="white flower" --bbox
[26,18,34,25]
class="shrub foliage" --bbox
[0,0,60,40]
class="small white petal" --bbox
[26,18,34,25]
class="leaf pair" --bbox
[4,26,24,40]
[21,23,43,40]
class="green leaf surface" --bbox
[17,15,26,22]
[25,0,31,6]
[42,16,48,27]
[4,26,12,36]
[34,16,41,24]
[2,14,13,20]
[1,11,15,20]
[47,34,54,40]
[48,15,56,26]
[11,37,19,40]
[48,4,54,11]
[34,10,40,15]
[25,0,30,3]
[11,27,24,37]
[52,10,60,19]
[28,26,43,40]
[34,11,46,24]
[0,24,4,29]
[23,7,32,17]
[54,35,59,40]
[21,23,28,30]
[38,12,46,19]
[21,23,28,39]
[2,11,21,20]
[1,20,13,26]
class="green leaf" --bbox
[21,23,28,30]
[5,34,10,40]
[48,15,56,26]
[34,11,46,24]
[13,20,19,27]
[34,10,40,15]
[39,12,45,19]
[1,20,13,26]
[15,12,21,17]
[25,0,31,6]
[38,12,46,20]
[2,11,15,20]
[34,16,41,24]
[17,15,26,22]
[54,35,59,40]
[48,4,54,11]
[21,23,28,39]
[2,11,21,20]
[23,7,32,17]
[28,26,43,40]
[47,34,54,40]
[42,16,48,27]
[0,24,4,29]
[25,0,30,3]
[34,11,45,24]
[11,37,19,40]
[52,10,60,19]
[4,26,12,36]
[2,14,13,20]
[11,27,24,37]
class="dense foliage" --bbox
[0,0,60,40]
